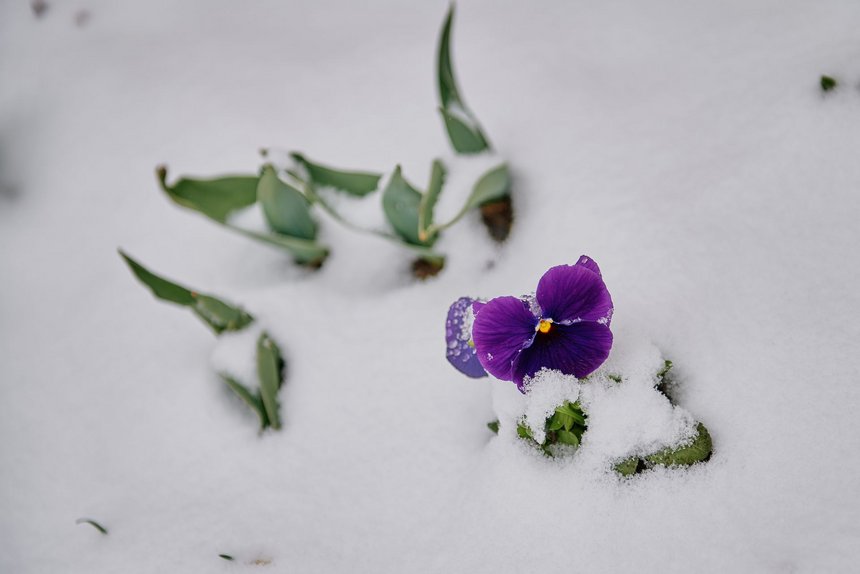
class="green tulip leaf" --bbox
[382,166,430,247]
[119,251,254,335]
[439,107,490,154]
[156,166,257,223]
[646,423,713,467]
[436,5,490,154]
[290,152,381,197]
[465,162,510,210]
[417,159,446,243]
[257,165,317,240]
[614,457,641,477]
[192,294,255,334]
[556,429,581,447]
[228,226,329,266]
[256,332,284,430]
[220,373,269,430]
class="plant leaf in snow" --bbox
[220,373,269,430]
[256,332,284,430]
[257,164,317,240]
[119,251,254,335]
[465,162,510,211]
[382,166,430,247]
[290,152,381,197]
[439,107,490,154]
[436,5,490,154]
[418,159,446,243]
[646,422,712,467]
[75,518,108,535]
[228,226,329,267]
[156,166,257,223]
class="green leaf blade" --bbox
[439,107,490,154]
[258,165,317,240]
[120,251,254,335]
[646,423,713,468]
[193,295,254,334]
[256,333,284,430]
[119,250,195,306]
[157,167,257,223]
[228,226,329,266]
[290,153,381,197]
[220,373,269,430]
[435,5,491,154]
[418,160,446,243]
[467,163,511,210]
[382,166,428,246]
[437,4,459,108]
[75,518,108,535]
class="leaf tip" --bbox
[155,164,169,190]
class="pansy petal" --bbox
[445,297,487,378]
[512,321,613,390]
[472,296,537,381]
[535,264,613,325]
[575,254,601,276]
[471,300,487,315]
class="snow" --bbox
[3,0,860,572]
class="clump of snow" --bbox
[490,341,697,471]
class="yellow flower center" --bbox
[537,319,553,334]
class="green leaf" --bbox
[429,162,511,236]
[228,226,329,266]
[439,108,490,154]
[646,423,713,467]
[614,457,641,477]
[257,165,317,240]
[290,152,381,197]
[436,5,491,154]
[256,332,284,430]
[554,401,586,429]
[657,359,673,380]
[382,166,429,246]
[119,251,254,335]
[193,295,254,334]
[655,359,675,403]
[487,420,499,434]
[220,373,269,429]
[466,163,511,210]
[417,159,446,243]
[556,429,580,447]
[218,555,235,561]
[437,4,459,109]
[546,414,565,432]
[820,75,838,92]
[156,166,257,223]
[516,421,534,441]
[75,518,108,535]
[119,250,194,306]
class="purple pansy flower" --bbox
[445,256,613,392]
[445,297,487,378]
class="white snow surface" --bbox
[2,0,860,572]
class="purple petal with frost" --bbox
[512,322,613,390]
[535,264,613,325]
[445,297,487,378]
[471,296,537,381]
[575,254,601,276]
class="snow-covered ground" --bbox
[2,1,860,572]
